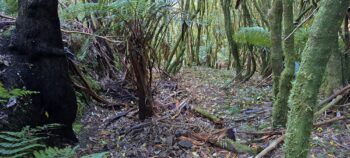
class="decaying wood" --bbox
[0,14,15,20]
[191,107,222,124]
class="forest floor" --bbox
[76,67,350,158]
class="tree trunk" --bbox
[12,0,77,143]
[220,0,242,80]
[269,0,283,102]
[284,0,349,157]
[272,0,296,128]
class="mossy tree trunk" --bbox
[284,0,349,157]
[322,49,342,95]
[272,0,296,128]
[269,0,283,100]
[220,0,242,80]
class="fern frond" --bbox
[234,26,271,47]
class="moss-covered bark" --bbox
[220,0,242,80]
[269,0,283,98]
[284,0,349,157]
[322,49,342,96]
[272,0,296,128]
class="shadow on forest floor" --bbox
[76,67,350,158]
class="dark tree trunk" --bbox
[10,0,77,143]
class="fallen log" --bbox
[191,107,222,124]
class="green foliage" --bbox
[0,125,109,158]
[234,27,271,47]
[33,146,77,158]
[0,0,18,15]
[294,27,310,53]
[34,146,108,158]
[62,0,171,22]
[0,124,61,158]
[0,82,37,104]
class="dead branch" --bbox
[254,116,346,157]
[318,84,350,106]
[313,116,346,127]
[0,14,16,20]
[315,95,343,118]
[254,135,285,158]
[105,108,137,127]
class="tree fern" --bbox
[234,26,271,47]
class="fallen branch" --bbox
[191,107,222,124]
[105,108,136,127]
[0,14,16,20]
[315,95,343,118]
[318,84,350,106]
[254,135,285,158]
[313,116,346,127]
[254,116,346,157]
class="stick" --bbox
[318,84,350,106]
[254,135,285,158]
[315,95,343,118]
[254,116,346,157]
[0,14,15,20]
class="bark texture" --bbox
[269,0,283,99]
[7,0,77,142]
[284,0,349,157]
[272,0,295,128]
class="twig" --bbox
[105,108,136,127]
[236,130,283,136]
[284,6,320,41]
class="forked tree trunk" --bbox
[13,0,77,142]
[284,0,349,157]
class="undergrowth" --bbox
[0,124,108,158]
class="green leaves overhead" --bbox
[234,26,271,47]
[61,0,172,21]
